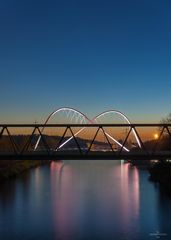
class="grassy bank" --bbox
[0,160,51,181]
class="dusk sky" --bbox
[0,0,171,123]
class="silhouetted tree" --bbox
[160,113,171,126]
[160,113,171,136]
[158,113,171,163]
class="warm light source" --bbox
[154,133,159,140]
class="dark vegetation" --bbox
[149,161,171,193]
[0,160,50,181]
[148,113,171,193]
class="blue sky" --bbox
[0,0,171,123]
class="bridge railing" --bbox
[0,124,171,160]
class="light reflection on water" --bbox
[0,160,171,240]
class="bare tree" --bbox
[160,113,171,133]
[161,113,171,125]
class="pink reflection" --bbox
[50,161,63,171]
[120,162,140,227]
[33,167,44,205]
[50,160,140,238]
[133,165,140,217]
[50,161,77,238]
[34,167,41,186]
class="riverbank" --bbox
[130,159,153,167]
[0,160,51,181]
[149,162,171,193]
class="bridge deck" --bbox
[0,151,171,160]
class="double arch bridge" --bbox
[0,107,171,160]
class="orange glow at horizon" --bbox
[153,133,159,139]
[2,126,158,143]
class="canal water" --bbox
[0,160,171,240]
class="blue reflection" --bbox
[0,160,171,240]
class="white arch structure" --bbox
[34,107,91,150]
[93,110,141,149]
[34,107,141,152]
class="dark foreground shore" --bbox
[0,160,51,181]
[149,162,171,193]
[129,159,171,194]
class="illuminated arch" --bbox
[43,107,92,125]
[34,107,92,150]
[34,108,141,151]
[93,110,141,148]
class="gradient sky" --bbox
[0,0,171,123]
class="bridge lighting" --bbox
[34,107,141,151]
[154,133,159,140]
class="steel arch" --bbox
[34,107,92,150]
[34,108,141,151]
[93,110,141,148]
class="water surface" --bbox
[0,160,171,240]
